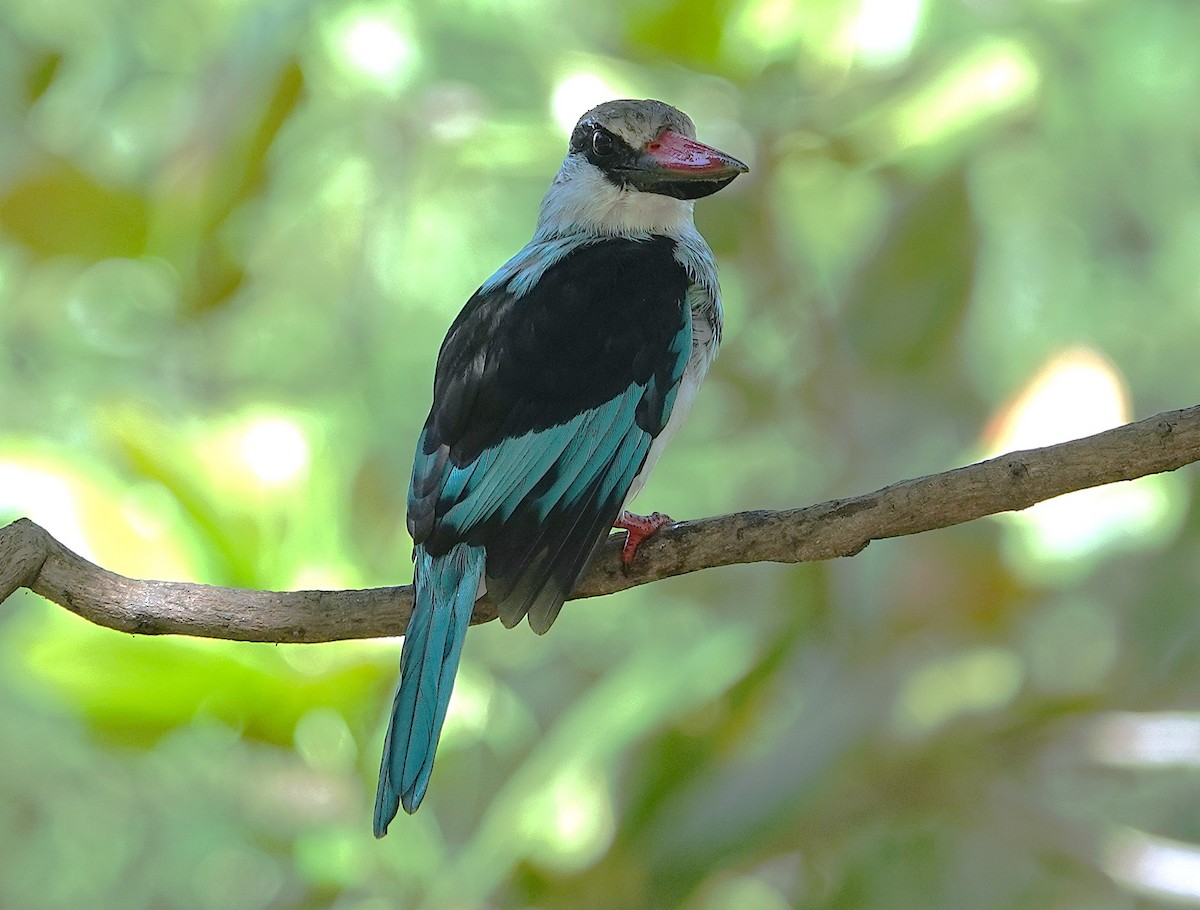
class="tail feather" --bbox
[374,542,484,837]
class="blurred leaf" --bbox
[18,614,383,747]
[0,161,149,258]
[841,166,976,372]
[23,51,60,104]
[627,0,729,67]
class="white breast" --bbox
[530,168,725,513]
[623,296,720,508]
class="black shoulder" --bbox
[424,235,690,463]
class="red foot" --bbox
[615,511,673,566]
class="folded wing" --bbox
[408,235,693,633]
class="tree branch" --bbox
[2,404,1198,643]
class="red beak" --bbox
[643,129,749,177]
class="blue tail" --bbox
[374,542,485,837]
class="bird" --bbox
[373,99,747,836]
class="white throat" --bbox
[535,158,695,238]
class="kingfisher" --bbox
[374,99,747,836]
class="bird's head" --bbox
[537,99,748,237]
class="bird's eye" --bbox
[591,129,615,158]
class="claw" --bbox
[614,511,673,566]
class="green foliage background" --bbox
[2,0,1200,907]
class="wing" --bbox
[408,235,692,633]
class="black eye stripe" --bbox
[570,122,619,150]
[569,120,597,153]
[568,122,650,190]
[574,126,638,173]
[590,129,616,157]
